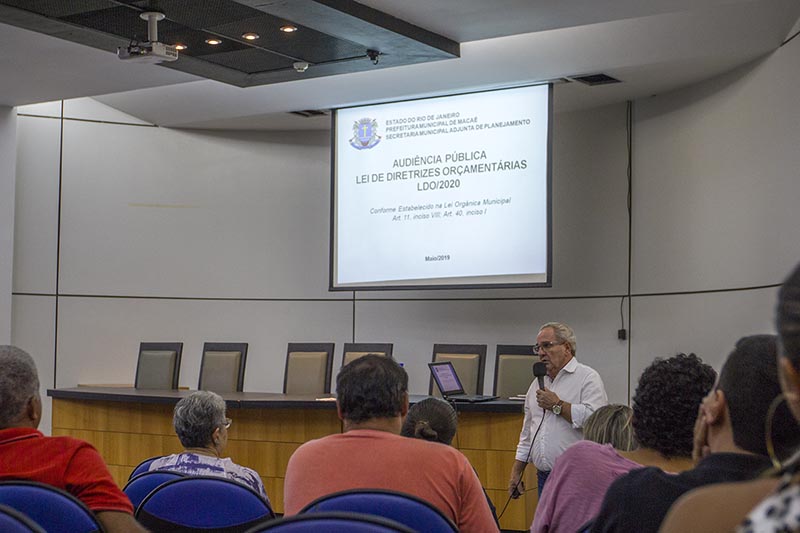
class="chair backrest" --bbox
[0,481,102,533]
[135,342,183,389]
[123,471,186,511]
[341,343,393,367]
[493,344,537,396]
[284,343,335,394]
[0,504,46,533]
[429,344,487,396]
[199,342,248,392]
[300,489,457,533]
[129,455,165,480]
[136,475,274,532]
[248,511,416,532]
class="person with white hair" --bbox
[148,390,271,505]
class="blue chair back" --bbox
[300,489,458,533]
[245,511,416,532]
[0,504,46,533]
[123,470,186,511]
[0,481,101,533]
[136,475,274,532]
[129,455,164,480]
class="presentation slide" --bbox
[331,84,551,289]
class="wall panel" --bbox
[11,294,56,434]
[56,297,353,392]
[630,288,778,395]
[632,42,800,294]
[58,122,335,299]
[13,115,60,294]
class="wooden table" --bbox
[48,388,538,531]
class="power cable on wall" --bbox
[625,100,633,402]
[53,100,65,389]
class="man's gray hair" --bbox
[173,390,227,448]
[539,322,577,355]
[0,346,40,427]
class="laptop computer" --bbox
[428,361,499,403]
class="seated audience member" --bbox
[582,404,636,450]
[532,355,715,533]
[149,390,271,506]
[661,265,800,533]
[283,355,499,532]
[0,345,146,533]
[590,334,800,533]
[400,397,500,526]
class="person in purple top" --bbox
[149,391,271,506]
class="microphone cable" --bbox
[497,406,547,519]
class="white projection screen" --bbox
[331,83,552,290]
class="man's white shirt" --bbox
[514,357,608,471]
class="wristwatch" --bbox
[552,400,563,415]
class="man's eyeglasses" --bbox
[222,418,232,429]
[533,341,565,354]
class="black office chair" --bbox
[341,343,393,367]
[493,344,537,397]
[198,342,248,392]
[284,343,335,395]
[429,343,487,396]
[135,342,183,389]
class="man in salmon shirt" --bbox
[283,354,498,533]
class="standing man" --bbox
[508,322,608,498]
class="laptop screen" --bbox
[429,361,466,396]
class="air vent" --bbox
[568,73,621,86]
[289,109,329,118]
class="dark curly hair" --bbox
[632,353,716,457]
[336,354,408,423]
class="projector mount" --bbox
[117,11,178,63]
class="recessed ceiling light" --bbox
[205,38,222,45]
[242,32,260,41]
[174,43,187,51]
[280,25,297,33]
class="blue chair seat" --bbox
[300,488,457,533]
[129,455,165,480]
[123,470,186,511]
[136,475,274,532]
[0,503,47,533]
[0,481,101,533]
[245,511,416,532]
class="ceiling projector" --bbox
[117,41,178,63]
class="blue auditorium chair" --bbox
[123,470,186,511]
[0,504,46,533]
[136,475,274,532]
[0,481,101,533]
[300,488,457,533]
[128,455,165,480]
[245,511,415,532]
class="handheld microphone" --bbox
[533,362,547,390]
